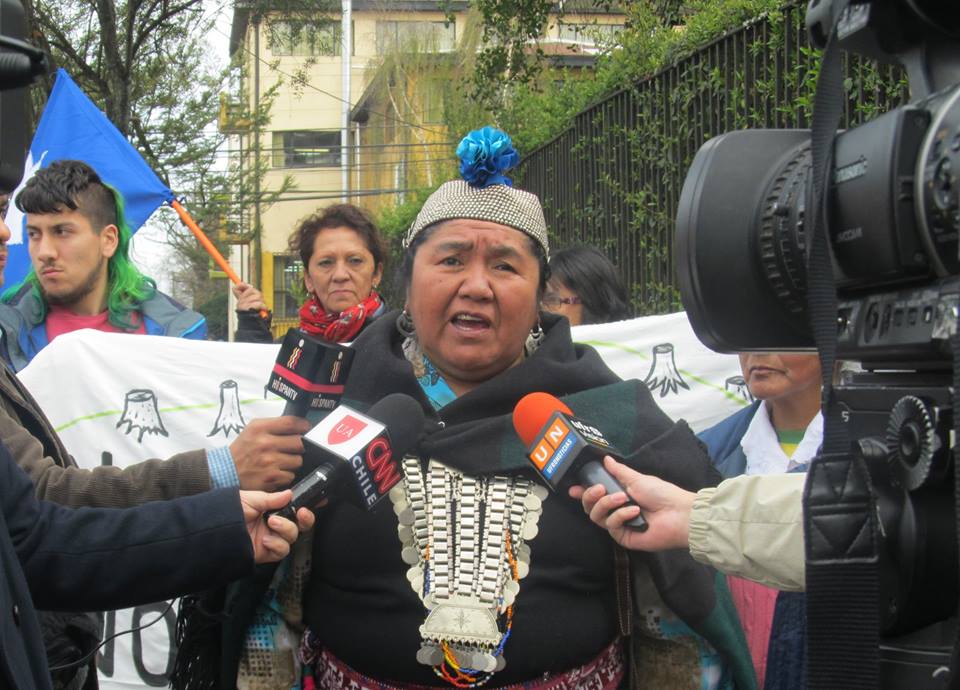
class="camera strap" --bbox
[802,6,881,689]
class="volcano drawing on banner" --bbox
[725,375,754,403]
[209,380,247,437]
[116,389,169,442]
[643,343,690,398]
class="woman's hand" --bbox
[233,282,268,312]
[240,489,315,563]
[569,456,696,552]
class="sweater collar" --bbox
[740,400,822,475]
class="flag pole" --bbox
[169,198,241,283]
[168,199,270,319]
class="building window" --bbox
[268,21,344,56]
[272,130,341,168]
[273,255,303,319]
[376,21,455,53]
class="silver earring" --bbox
[524,319,545,357]
[397,309,416,338]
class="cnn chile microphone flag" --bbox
[4,68,174,286]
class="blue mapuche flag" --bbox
[5,68,173,286]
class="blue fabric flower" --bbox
[456,126,520,188]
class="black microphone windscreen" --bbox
[367,393,425,458]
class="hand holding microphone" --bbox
[268,393,426,522]
[512,392,648,531]
[570,457,695,551]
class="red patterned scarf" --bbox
[298,291,383,343]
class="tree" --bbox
[21,0,334,315]
[23,0,336,178]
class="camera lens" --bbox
[676,129,814,351]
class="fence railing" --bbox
[517,1,908,315]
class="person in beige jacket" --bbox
[571,456,806,591]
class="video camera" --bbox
[676,1,959,687]
[0,0,46,189]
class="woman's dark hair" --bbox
[400,223,550,296]
[548,246,629,324]
[289,203,386,269]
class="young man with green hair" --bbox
[0,159,205,371]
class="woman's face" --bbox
[406,219,541,392]
[738,352,821,404]
[542,279,583,326]
[304,226,382,314]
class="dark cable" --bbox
[47,600,176,674]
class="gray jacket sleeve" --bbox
[688,472,806,591]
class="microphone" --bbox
[269,393,425,521]
[512,392,648,531]
[266,328,354,417]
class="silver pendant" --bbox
[421,595,501,646]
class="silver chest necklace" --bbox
[390,457,547,687]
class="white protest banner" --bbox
[17,312,746,688]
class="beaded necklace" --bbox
[390,458,546,687]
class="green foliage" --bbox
[377,187,439,241]
[510,0,909,315]
[23,0,331,313]
[196,290,229,341]
[492,0,788,156]
[375,186,440,308]
[464,0,553,109]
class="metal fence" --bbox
[517,1,908,315]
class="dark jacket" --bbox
[233,310,274,344]
[0,440,253,690]
[0,283,207,372]
[698,401,759,478]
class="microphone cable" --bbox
[47,599,176,674]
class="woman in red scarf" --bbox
[234,204,387,343]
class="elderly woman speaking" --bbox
[178,128,754,690]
